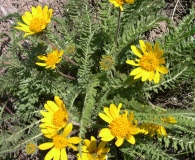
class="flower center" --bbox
[53,135,68,149]
[29,17,47,33]
[116,0,125,5]
[109,116,130,137]
[139,53,159,71]
[46,52,60,66]
[52,109,67,127]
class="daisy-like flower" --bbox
[99,55,114,71]
[140,116,176,137]
[126,40,169,84]
[98,103,143,147]
[39,123,82,160]
[77,136,110,160]
[39,96,68,138]
[109,0,134,11]
[140,123,167,137]
[36,49,64,69]
[25,142,37,155]
[15,5,52,37]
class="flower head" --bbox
[109,0,134,11]
[126,40,169,84]
[39,96,68,138]
[77,136,110,160]
[140,123,167,137]
[99,55,114,71]
[36,49,64,69]
[65,44,76,55]
[140,116,177,137]
[15,5,52,37]
[98,103,142,147]
[25,142,37,155]
[39,123,82,160]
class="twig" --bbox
[171,0,180,20]
[63,55,78,66]
[57,69,76,80]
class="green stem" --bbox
[115,8,121,48]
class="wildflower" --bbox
[36,49,64,69]
[15,5,52,37]
[25,142,37,155]
[109,0,134,11]
[38,123,82,160]
[140,123,167,137]
[39,96,68,138]
[99,55,114,71]
[65,44,76,55]
[77,136,110,160]
[126,40,169,84]
[98,103,142,147]
[140,116,177,137]
[161,116,177,124]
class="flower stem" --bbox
[57,69,76,80]
[63,55,78,66]
[115,8,121,48]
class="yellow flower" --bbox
[140,123,167,137]
[25,142,37,155]
[126,40,169,84]
[36,49,64,69]
[99,55,114,71]
[98,103,142,147]
[15,5,52,37]
[140,116,176,137]
[38,123,82,160]
[109,0,134,11]
[77,136,110,160]
[161,116,177,124]
[39,96,68,138]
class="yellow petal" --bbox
[84,139,91,147]
[117,103,122,112]
[139,40,147,54]
[24,11,33,20]
[47,101,60,111]
[141,71,149,82]
[36,5,43,18]
[126,60,139,66]
[126,0,134,4]
[157,66,168,74]
[99,113,112,123]
[40,111,52,118]
[37,55,47,61]
[115,137,124,147]
[110,104,119,119]
[154,71,160,84]
[68,144,78,151]
[126,135,135,144]
[99,128,115,141]
[98,141,106,151]
[22,15,30,25]
[131,45,143,58]
[44,147,55,160]
[68,137,82,144]
[61,149,67,160]
[38,142,54,150]
[63,123,72,137]
[130,67,143,76]
[31,6,37,17]
[41,117,52,123]
[44,104,54,113]
[53,148,60,160]
[134,72,143,79]
[43,5,49,20]
[36,62,47,66]
[23,32,34,38]
[159,57,165,64]
[103,107,113,120]
[145,41,153,52]
[148,71,155,81]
